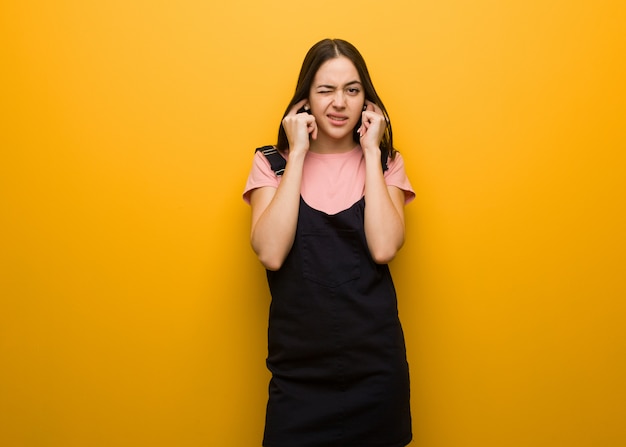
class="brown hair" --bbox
[276,39,395,164]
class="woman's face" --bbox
[308,56,365,145]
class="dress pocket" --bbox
[301,229,361,288]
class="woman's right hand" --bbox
[282,99,317,154]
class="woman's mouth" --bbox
[327,114,349,125]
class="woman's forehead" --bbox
[313,56,361,85]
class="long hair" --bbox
[276,39,396,164]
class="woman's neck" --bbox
[308,134,356,154]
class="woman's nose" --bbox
[332,91,346,108]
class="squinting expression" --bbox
[309,56,365,146]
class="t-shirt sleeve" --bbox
[384,152,416,204]
[242,151,281,204]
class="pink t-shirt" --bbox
[243,145,415,215]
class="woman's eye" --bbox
[347,88,361,95]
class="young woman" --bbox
[243,38,415,447]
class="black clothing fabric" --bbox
[262,196,412,447]
[256,146,286,176]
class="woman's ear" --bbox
[297,103,312,115]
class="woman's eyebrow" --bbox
[316,80,362,89]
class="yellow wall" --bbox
[1,1,625,446]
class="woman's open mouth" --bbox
[327,114,349,125]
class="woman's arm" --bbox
[249,152,305,271]
[359,102,406,264]
[249,100,317,270]
[363,158,406,264]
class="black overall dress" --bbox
[258,147,412,447]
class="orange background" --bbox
[1,1,625,446]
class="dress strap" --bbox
[256,145,286,176]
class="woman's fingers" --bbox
[359,101,387,146]
[309,119,318,140]
[283,99,317,149]
[364,100,383,114]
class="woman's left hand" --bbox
[357,100,387,154]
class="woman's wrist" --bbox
[287,148,307,163]
[362,145,382,162]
